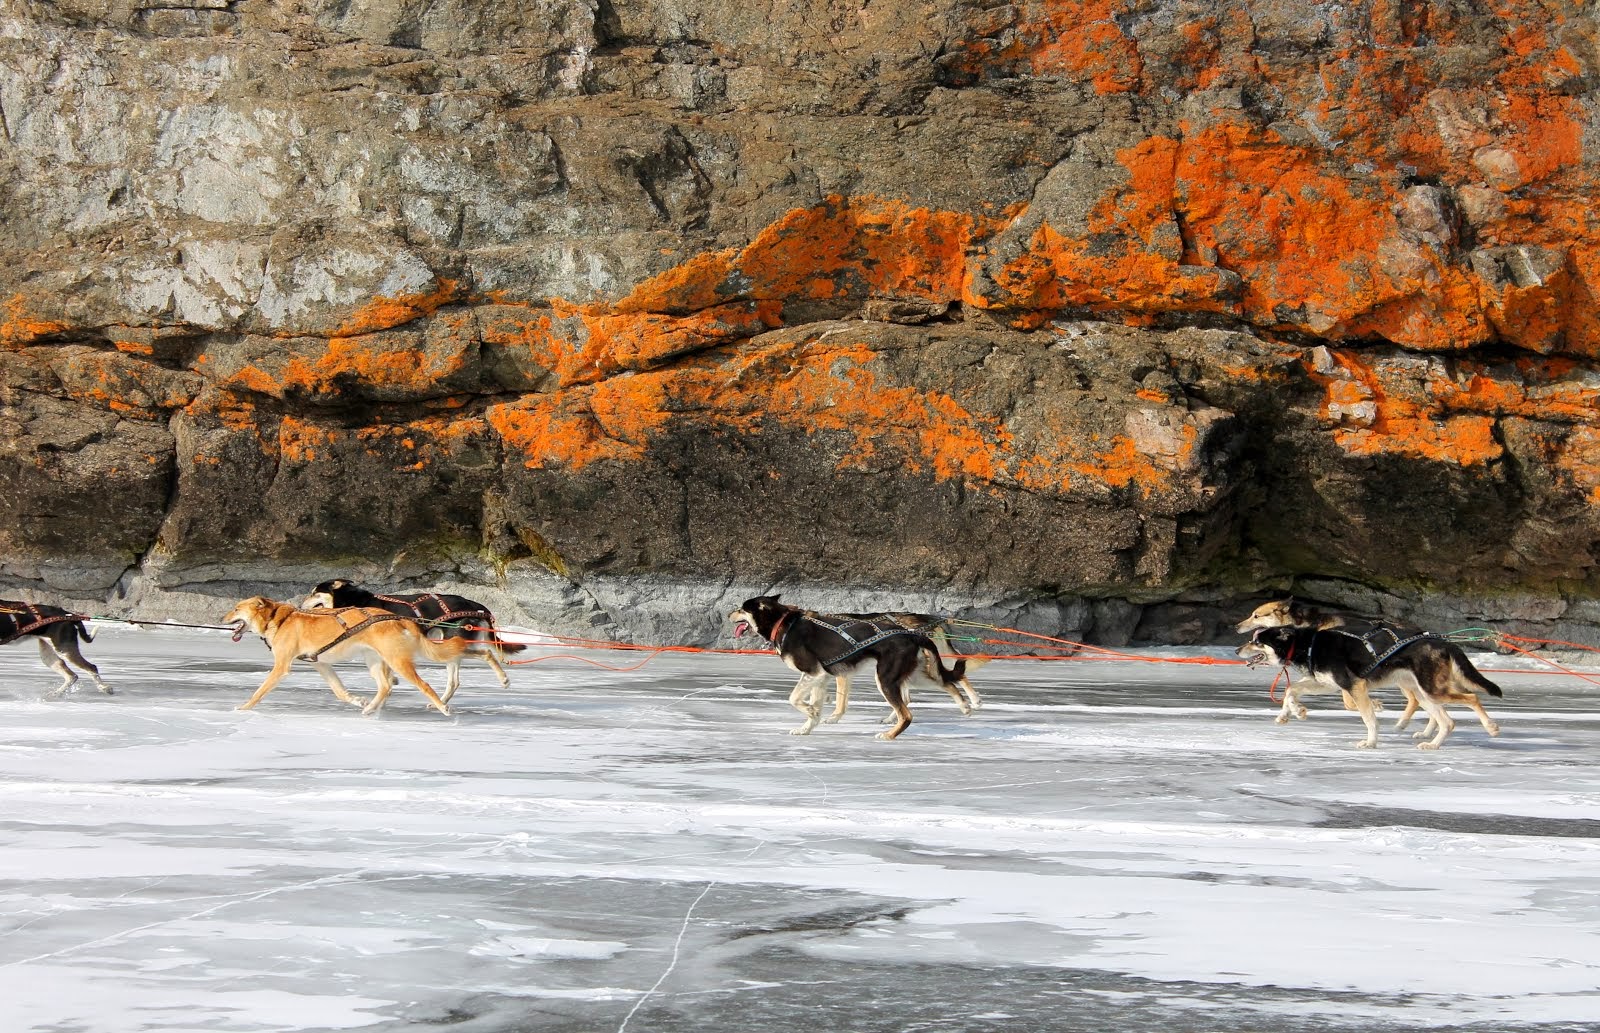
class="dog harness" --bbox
[295,608,410,662]
[374,592,491,631]
[0,602,79,645]
[1325,622,1440,677]
[802,613,930,667]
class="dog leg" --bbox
[788,674,823,735]
[308,661,366,708]
[441,659,462,704]
[1275,679,1308,724]
[38,639,76,698]
[1414,693,1455,750]
[361,663,396,715]
[1350,685,1380,749]
[1459,693,1500,737]
[874,672,913,742]
[932,632,983,713]
[1342,688,1384,714]
[482,650,511,689]
[823,673,849,724]
[57,637,111,695]
[934,671,972,715]
[1393,686,1422,731]
[237,658,295,710]
[385,655,450,716]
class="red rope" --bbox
[206,613,1600,685]
[1492,636,1600,687]
[1268,665,1288,703]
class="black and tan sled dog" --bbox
[1237,598,1502,739]
[0,599,111,697]
[729,595,973,741]
[225,596,473,716]
[819,612,984,725]
[304,579,523,703]
[1237,623,1503,750]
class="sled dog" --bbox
[1237,598,1501,737]
[0,600,111,697]
[728,595,973,740]
[1237,624,1503,750]
[815,612,985,725]
[225,596,472,716]
[303,579,523,702]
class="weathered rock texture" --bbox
[3,0,1599,644]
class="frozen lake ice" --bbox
[2,624,1599,1032]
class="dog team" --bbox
[1,588,1508,750]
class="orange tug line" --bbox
[469,625,1600,705]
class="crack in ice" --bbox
[616,879,717,1033]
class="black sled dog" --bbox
[818,612,984,725]
[1236,598,1502,738]
[1237,624,1503,750]
[0,600,112,697]
[728,594,973,741]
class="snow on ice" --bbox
[1,624,1598,1032]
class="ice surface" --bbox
[2,625,1599,1032]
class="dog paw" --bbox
[822,713,843,724]
[1353,740,1378,749]
[957,704,972,716]
[874,730,902,742]
[1416,742,1441,751]
[1486,723,1501,737]
[1273,714,1290,725]
[1295,706,1308,720]
[788,726,815,736]
[1412,730,1430,740]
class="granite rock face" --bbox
[3,0,1599,644]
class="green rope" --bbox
[1445,627,1501,643]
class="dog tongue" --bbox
[733,622,747,639]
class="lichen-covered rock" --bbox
[3,0,1600,642]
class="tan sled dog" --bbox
[224,597,471,716]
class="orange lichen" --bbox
[483,328,1202,499]
[1301,348,1600,466]
[984,138,1237,317]
[950,0,1143,94]
[330,279,463,337]
[487,336,1007,481]
[278,417,336,464]
[1,295,69,350]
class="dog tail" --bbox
[76,620,95,644]
[420,634,475,665]
[465,613,526,654]
[494,624,527,655]
[927,649,970,687]
[1451,644,1503,698]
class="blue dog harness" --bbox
[1326,622,1440,677]
[801,613,929,667]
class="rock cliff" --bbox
[3,0,1599,644]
